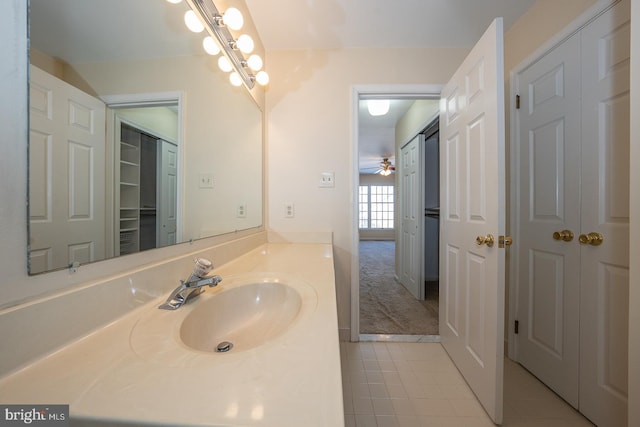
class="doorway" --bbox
[103,92,184,257]
[353,89,442,340]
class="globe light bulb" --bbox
[166,0,182,4]
[184,10,204,33]
[236,34,254,54]
[218,56,233,73]
[247,54,263,71]
[229,72,243,87]
[222,8,243,31]
[255,71,269,86]
[202,36,220,56]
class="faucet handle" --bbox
[193,258,213,277]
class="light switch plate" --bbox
[319,172,335,188]
[285,202,295,218]
[199,173,214,188]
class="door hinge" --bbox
[515,94,520,109]
[514,320,519,334]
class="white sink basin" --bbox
[130,274,317,365]
[180,282,302,353]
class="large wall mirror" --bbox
[28,0,263,275]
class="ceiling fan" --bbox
[376,158,395,176]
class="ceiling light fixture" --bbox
[178,0,268,89]
[378,158,395,176]
[368,99,390,116]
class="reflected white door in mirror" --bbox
[29,66,182,274]
[29,66,107,274]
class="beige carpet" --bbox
[359,240,439,335]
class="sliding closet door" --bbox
[399,135,424,300]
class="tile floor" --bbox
[341,341,594,426]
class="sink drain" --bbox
[215,341,233,353]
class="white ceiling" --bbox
[245,0,537,174]
[245,0,536,50]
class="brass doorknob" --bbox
[578,232,603,246]
[476,234,494,247]
[553,230,574,242]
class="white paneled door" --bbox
[514,1,629,426]
[439,18,505,424]
[29,65,106,273]
[514,31,582,407]
[399,135,424,300]
[158,140,178,247]
[578,1,630,425]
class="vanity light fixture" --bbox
[246,54,263,71]
[219,7,243,31]
[202,36,221,55]
[254,70,269,86]
[176,0,269,89]
[229,72,243,87]
[235,34,254,54]
[218,56,233,72]
[184,10,205,33]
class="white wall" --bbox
[72,57,263,240]
[265,47,469,337]
[395,99,440,148]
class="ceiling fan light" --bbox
[367,99,390,116]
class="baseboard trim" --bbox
[359,334,441,343]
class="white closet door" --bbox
[439,18,505,424]
[514,1,630,424]
[29,65,106,273]
[514,33,582,407]
[579,1,630,425]
[399,135,424,300]
[158,140,178,247]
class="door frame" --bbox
[102,92,184,251]
[350,84,442,342]
[508,0,621,360]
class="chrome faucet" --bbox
[159,258,222,310]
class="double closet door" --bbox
[513,1,630,426]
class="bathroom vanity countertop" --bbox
[0,243,344,427]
